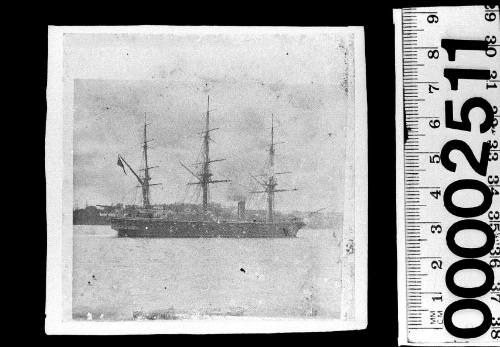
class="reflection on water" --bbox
[73,225,342,320]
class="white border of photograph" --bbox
[45,25,367,334]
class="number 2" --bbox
[441,140,491,176]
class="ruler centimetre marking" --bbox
[396,6,500,346]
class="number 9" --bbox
[427,14,439,23]
[429,119,440,128]
[485,12,497,22]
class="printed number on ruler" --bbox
[400,5,500,345]
[439,5,499,340]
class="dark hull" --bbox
[111,217,305,238]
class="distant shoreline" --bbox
[73,204,342,229]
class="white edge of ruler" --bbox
[394,8,409,347]
[394,6,499,347]
[394,8,457,347]
[395,9,452,346]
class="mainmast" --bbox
[141,114,151,208]
[251,114,297,223]
[267,114,277,222]
[180,95,229,213]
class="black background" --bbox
[26,0,488,344]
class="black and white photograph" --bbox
[45,26,367,334]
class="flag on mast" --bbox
[117,156,127,175]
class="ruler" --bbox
[395,6,500,346]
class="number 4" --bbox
[431,190,441,199]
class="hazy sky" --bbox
[68,30,354,212]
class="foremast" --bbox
[117,114,160,209]
[252,114,297,223]
[180,95,229,213]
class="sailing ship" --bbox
[110,96,305,238]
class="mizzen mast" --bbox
[251,114,297,223]
[201,95,212,211]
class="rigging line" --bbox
[188,180,199,204]
[120,185,138,204]
[192,136,204,175]
[194,185,201,204]
[234,181,254,190]
[247,193,256,205]
[181,179,190,203]
[119,186,130,203]
[186,181,194,203]
[133,186,139,206]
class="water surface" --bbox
[73,225,342,320]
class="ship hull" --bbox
[111,217,305,238]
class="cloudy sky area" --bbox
[68,30,354,212]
